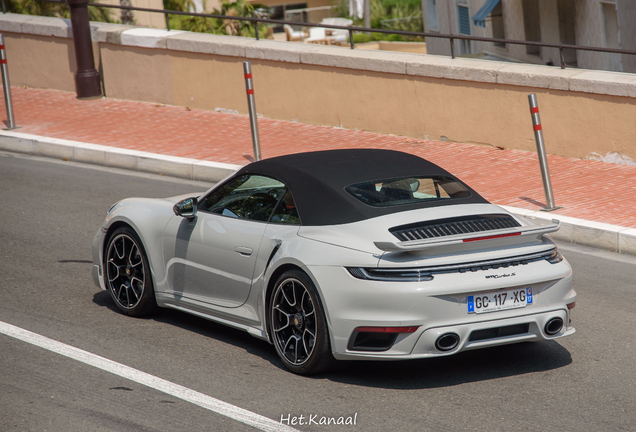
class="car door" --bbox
[163,174,287,308]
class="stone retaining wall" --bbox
[2,13,636,160]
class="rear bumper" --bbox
[306,260,575,360]
[411,308,574,356]
[332,309,574,360]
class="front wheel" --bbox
[268,270,335,374]
[104,227,157,317]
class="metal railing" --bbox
[16,0,636,69]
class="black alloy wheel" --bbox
[269,270,335,374]
[105,227,157,317]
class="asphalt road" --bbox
[1,151,635,432]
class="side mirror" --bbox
[173,197,198,221]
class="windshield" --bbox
[345,176,472,207]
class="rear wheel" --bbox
[269,270,335,374]
[104,227,157,317]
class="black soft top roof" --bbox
[236,149,488,226]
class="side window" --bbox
[199,174,286,222]
[345,176,470,207]
[269,190,301,225]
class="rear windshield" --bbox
[345,176,472,207]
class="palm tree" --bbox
[214,0,272,38]
[120,0,134,25]
[5,0,112,22]
[169,0,272,39]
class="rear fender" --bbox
[258,235,380,346]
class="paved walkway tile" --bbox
[5,87,636,229]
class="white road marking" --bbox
[0,321,298,432]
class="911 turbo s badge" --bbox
[485,272,517,279]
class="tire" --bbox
[104,227,157,317]
[268,269,336,374]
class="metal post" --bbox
[165,12,171,31]
[67,0,102,99]
[243,61,261,162]
[528,94,560,211]
[254,20,260,40]
[348,28,354,49]
[447,0,454,59]
[363,0,370,35]
[0,34,16,129]
[559,45,566,69]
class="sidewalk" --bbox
[2,87,635,254]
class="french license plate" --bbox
[467,287,533,314]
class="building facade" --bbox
[422,0,636,73]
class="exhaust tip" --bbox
[544,318,564,336]
[435,333,460,351]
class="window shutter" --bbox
[458,5,471,35]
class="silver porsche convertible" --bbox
[92,149,576,374]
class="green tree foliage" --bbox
[332,0,422,39]
[371,0,422,32]
[215,0,255,36]
[163,0,194,14]
[5,0,112,22]
[165,0,272,38]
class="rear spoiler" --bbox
[374,219,560,252]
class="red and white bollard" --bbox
[0,34,16,129]
[528,94,558,211]
[243,61,261,162]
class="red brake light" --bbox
[567,302,576,309]
[463,232,521,243]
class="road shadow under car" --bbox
[93,290,572,387]
[92,290,280,365]
[323,341,572,389]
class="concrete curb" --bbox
[499,206,636,256]
[1,130,634,256]
[0,131,241,183]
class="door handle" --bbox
[234,246,253,256]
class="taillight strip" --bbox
[462,232,522,243]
